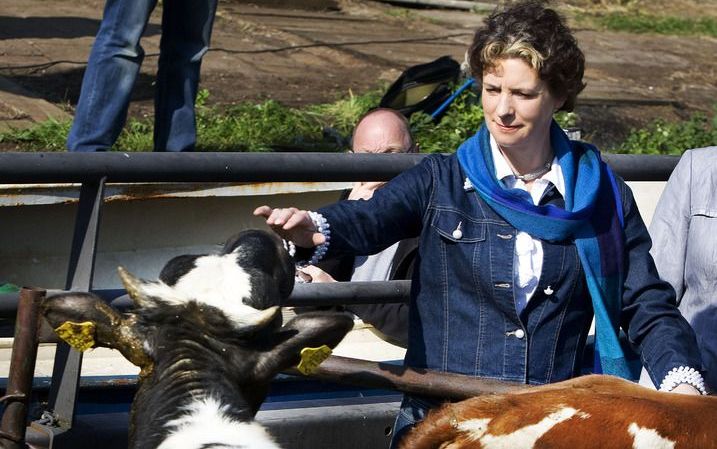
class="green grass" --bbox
[117,117,153,151]
[613,110,717,155]
[590,12,717,37]
[0,119,72,151]
[1,87,714,155]
[196,100,325,152]
[306,88,384,137]
[409,88,484,154]
[0,89,380,152]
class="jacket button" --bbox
[514,329,525,339]
[452,221,463,239]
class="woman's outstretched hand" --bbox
[253,206,326,248]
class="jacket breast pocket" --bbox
[687,210,717,274]
[431,209,486,243]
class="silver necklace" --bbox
[513,159,552,182]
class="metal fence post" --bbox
[0,288,44,449]
[40,177,106,444]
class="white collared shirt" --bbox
[489,135,566,314]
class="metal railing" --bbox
[0,151,679,183]
[0,151,680,449]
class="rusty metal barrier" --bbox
[0,288,44,449]
[290,355,526,400]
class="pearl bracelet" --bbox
[282,239,296,257]
[659,366,707,395]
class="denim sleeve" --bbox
[317,155,434,258]
[617,176,704,386]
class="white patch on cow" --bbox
[139,254,264,327]
[158,397,281,449]
[456,406,580,449]
[628,423,676,449]
[457,418,492,440]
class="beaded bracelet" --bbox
[307,211,330,265]
[659,366,707,395]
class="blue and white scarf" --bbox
[457,120,632,379]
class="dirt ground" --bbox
[1,0,716,149]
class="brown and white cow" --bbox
[41,229,354,449]
[400,374,717,449]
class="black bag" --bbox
[379,55,461,119]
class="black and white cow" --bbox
[41,229,354,449]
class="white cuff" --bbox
[658,366,707,395]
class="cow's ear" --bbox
[41,292,152,370]
[251,311,353,380]
[42,292,123,350]
[222,229,295,300]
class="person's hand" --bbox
[669,383,701,395]
[347,181,385,201]
[253,206,325,248]
[297,265,337,283]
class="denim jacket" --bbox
[319,153,702,386]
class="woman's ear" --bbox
[554,95,567,112]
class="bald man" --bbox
[299,108,418,348]
[346,108,417,200]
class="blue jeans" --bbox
[67,0,218,152]
[389,395,442,449]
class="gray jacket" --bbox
[649,146,717,391]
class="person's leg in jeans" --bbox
[389,394,441,449]
[67,0,157,152]
[153,0,218,152]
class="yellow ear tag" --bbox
[54,321,96,352]
[297,345,332,375]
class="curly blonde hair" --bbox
[468,0,586,111]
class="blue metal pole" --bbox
[430,78,475,119]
